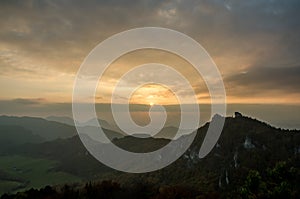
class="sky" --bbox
[0,0,300,109]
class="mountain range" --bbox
[0,113,299,198]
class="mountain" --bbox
[153,126,194,139]
[44,115,192,140]
[45,116,75,126]
[77,118,115,130]
[0,125,44,151]
[0,116,76,141]
[0,116,123,142]
[77,126,124,142]
[5,113,300,176]
[1,113,299,197]
[45,116,114,130]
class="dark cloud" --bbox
[225,65,300,97]
[0,0,165,75]
[1,0,300,72]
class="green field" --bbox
[0,155,82,195]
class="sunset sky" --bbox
[1,0,300,109]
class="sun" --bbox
[149,102,154,106]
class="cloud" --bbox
[0,0,300,103]
[1,0,299,75]
[11,98,46,105]
[225,65,300,102]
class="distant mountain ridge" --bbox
[0,115,123,142]
[45,116,196,139]
[45,116,75,126]
[0,115,77,141]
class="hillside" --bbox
[0,113,299,198]
[0,125,44,151]
[0,116,76,141]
